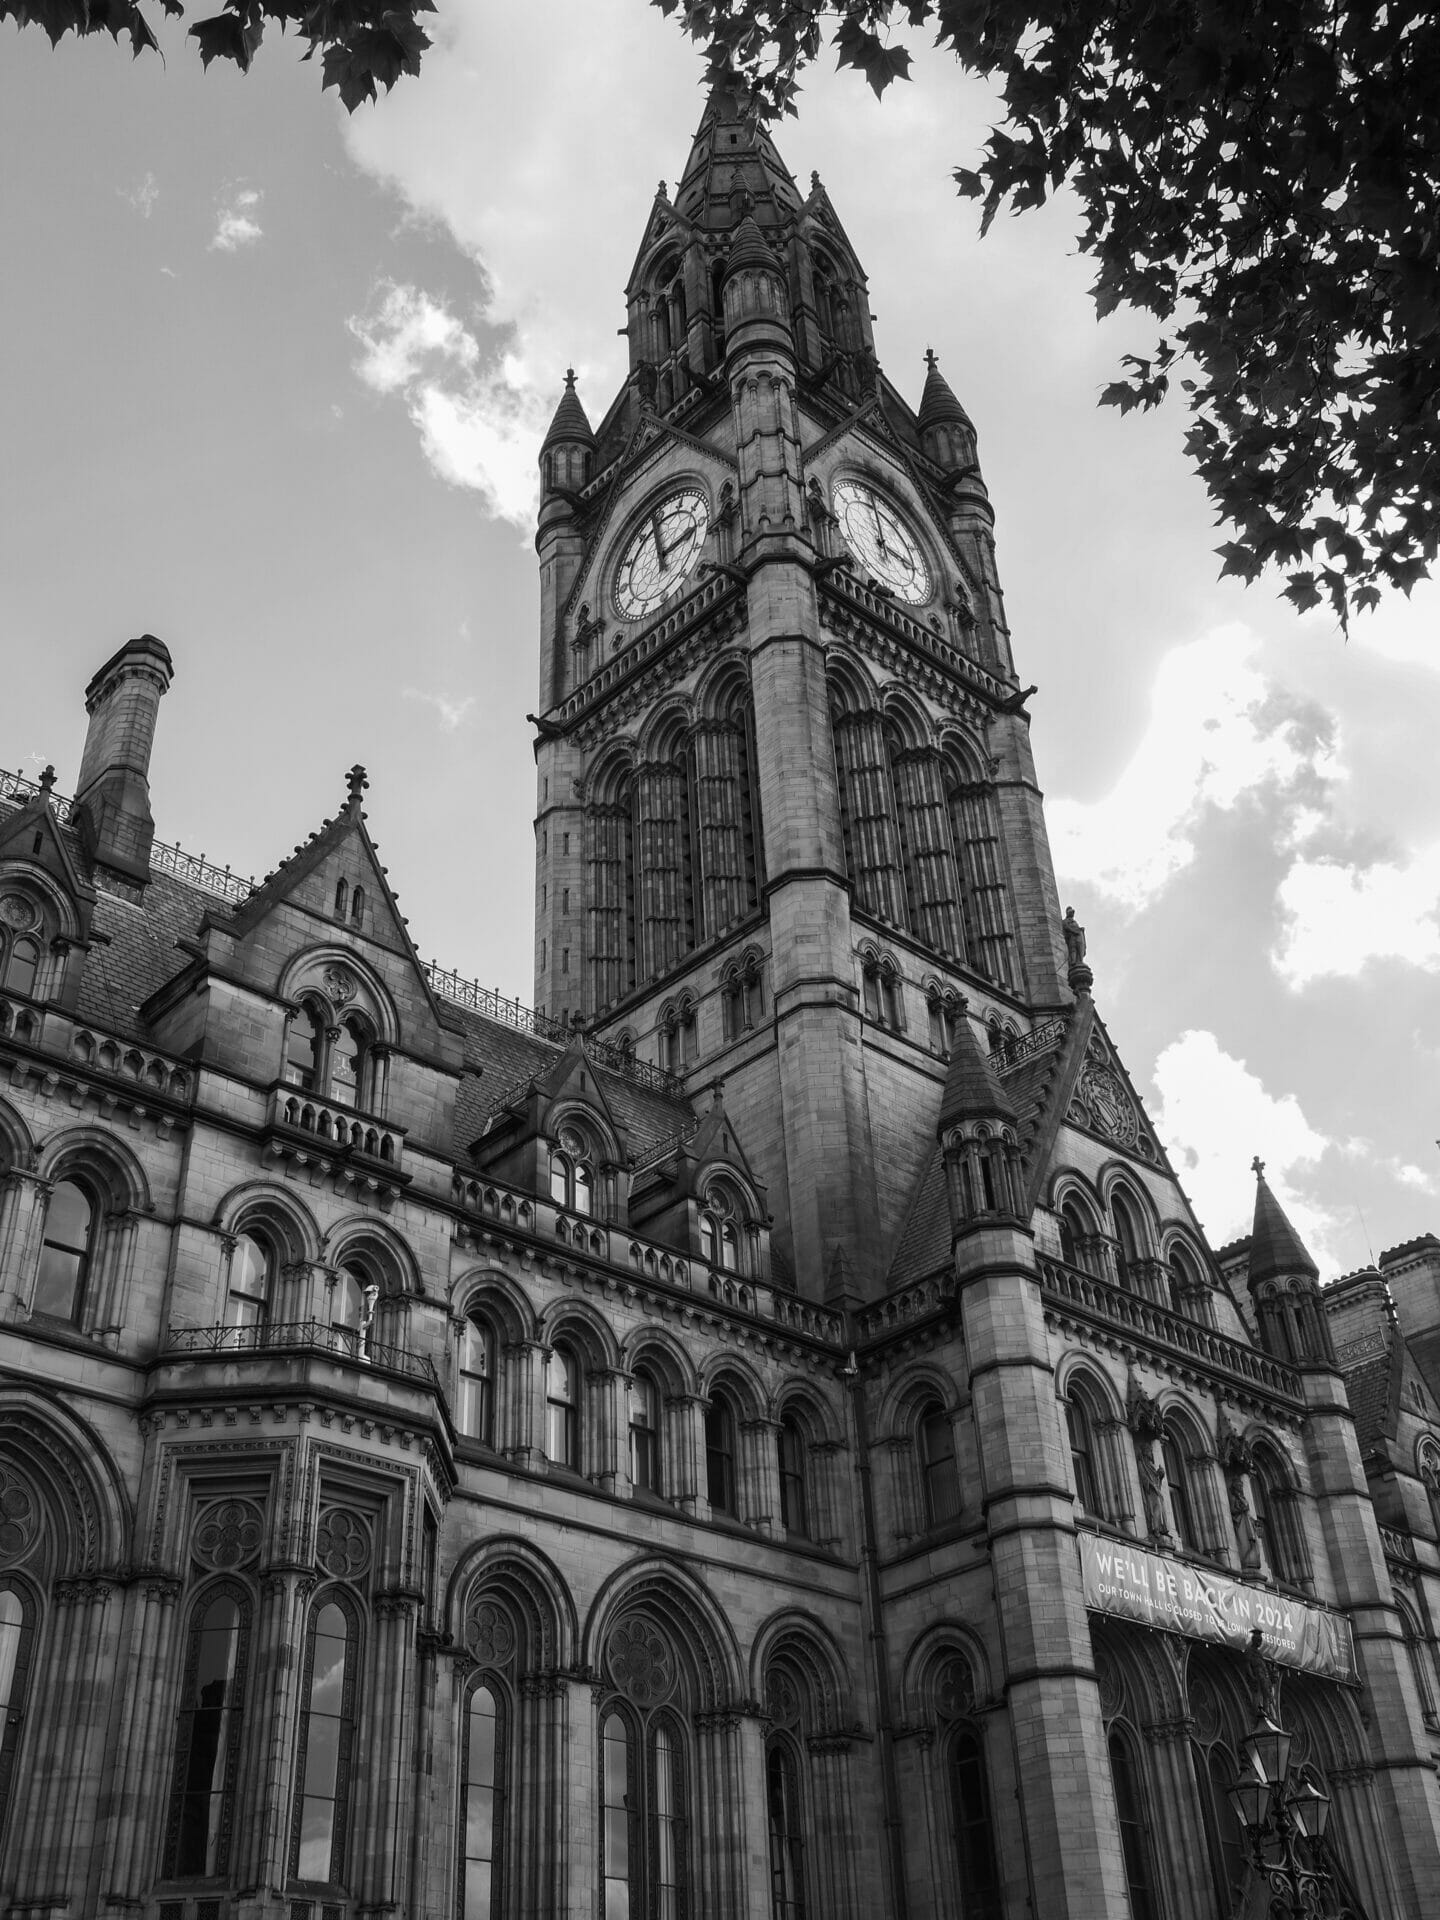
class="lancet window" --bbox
[776,1411,809,1538]
[721,950,765,1041]
[918,1399,961,1527]
[705,1389,739,1516]
[546,1343,582,1470]
[163,1583,251,1879]
[460,1680,507,1918]
[1250,1442,1311,1587]
[828,680,1019,989]
[0,902,42,1000]
[290,1592,360,1887]
[0,1580,36,1848]
[226,1231,274,1328]
[933,1655,1001,1920]
[629,1371,662,1496]
[598,1619,690,1920]
[459,1316,496,1447]
[659,994,698,1072]
[1107,1723,1161,1920]
[34,1177,98,1323]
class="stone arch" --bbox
[585,739,637,807]
[0,1388,132,1578]
[214,1180,320,1266]
[0,1095,36,1173]
[584,1554,744,1713]
[543,1098,623,1172]
[322,1218,423,1298]
[697,1352,768,1422]
[694,652,752,723]
[823,647,882,716]
[935,723,988,784]
[635,696,695,764]
[452,1267,537,1345]
[901,1620,996,1723]
[36,1124,152,1214]
[1053,1352,1124,1420]
[1099,1163,1161,1252]
[275,944,400,1048]
[879,683,932,751]
[623,1327,699,1399]
[770,1376,843,1447]
[752,1608,854,1731]
[876,1359,961,1437]
[447,1535,577,1675]
[539,1298,623,1371]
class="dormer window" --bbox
[698,1184,746,1274]
[660,995,698,1073]
[0,892,46,1002]
[284,1000,325,1093]
[330,1015,372,1109]
[549,1127,596,1216]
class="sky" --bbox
[2,0,1438,1278]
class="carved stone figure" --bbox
[1244,1627,1280,1722]
[1062,906,1087,967]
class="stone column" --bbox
[0,1169,48,1316]
[666,1391,704,1516]
[98,1575,183,1904]
[807,1732,862,1917]
[740,1416,780,1536]
[246,1569,315,1890]
[1140,1719,1213,1920]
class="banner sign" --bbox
[1078,1532,1355,1683]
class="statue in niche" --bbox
[1244,1626,1280,1722]
[1136,1445,1170,1542]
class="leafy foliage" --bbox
[2,0,434,110]
[656,0,1440,626]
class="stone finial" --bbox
[924,346,938,372]
[1252,1155,1266,1178]
[345,764,369,814]
[37,764,56,795]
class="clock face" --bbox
[613,488,710,620]
[831,478,932,605]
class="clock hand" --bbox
[651,513,671,569]
[867,498,890,558]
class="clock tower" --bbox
[533,82,1071,1301]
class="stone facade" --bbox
[2,79,1440,1920]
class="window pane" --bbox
[921,1407,961,1525]
[33,1243,84,1320]
[295,1601,350,1883]
[331,1021,363,1107]
[463,1686,501,1920]
[550,1154,570,1205]
[285,1006,320,1091]
[602,1712,632,1917]
[574,1164,594,1217]
[654,1723,682,1919]
[171,1592,243,1878]
[706,1402,735,1514]
[1108,1729,1159,1920]
[0,1589,22,1714]
[332,1269,366,1333]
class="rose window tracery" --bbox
[192,1497,264,1572]
[936,1655,977,1720]
[1094,1646,1126,1722]
[315,1506,371,1580]
[606,1614,676,1707]
[766,1668,802,1729]
[0,1465,40,1563]
[0,894,38,932]
[1186,1669,1221,1744]
[465,1599,517,1669]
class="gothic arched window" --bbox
[34,1176,98,1323]
[944,767,1019,990]
[459,1317,496,1446]
[1112,1192,1145,1289]
[588,771,639,1012]
[660,995,698,1073]
[918,1399,961,1527]
[860,948,904,1032]
[1066,1392,1100,1517]
[1107,1724,1160,1920]
[599,1697,689,1920]
[777,1413,809,1538]
[460,1679,507,1918]
[629,1370,662,1496]
[705,1390,738,1516]
[549,1129,598,1216]
[949,1725,1002,1919]
[926,985,962,1056]
[0,934,40,1000]
[831,701,907,928]
[290,1594,359,1887]
[1250,1443,1310,1587]
[0,1580,37,1850]
[1162,1427,1202,1554]
[546,1344,582,1470]
[721,951,765,1042]
[766,1738,807,1920]
[226,1231,274,1329]
[329,1013,373,1109]
[164,1583,251,1879]
[332,1262,369,1354]
[283,998,326,1093]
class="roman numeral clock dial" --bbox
[831,477,932,605]
[613,488,711,620]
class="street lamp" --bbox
[1227,1713,1334,1918]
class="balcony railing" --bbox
[266,1086,406,1167]
[160,1318,439,1386]
[1038,1255,1303,1402]
[991,1018,1068,1076]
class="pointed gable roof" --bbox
[673,77,804,238]
[0,768,96,914]
[1248,1161,1320,1283]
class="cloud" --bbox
[1151,1029,1336,1258]
[210,188,263,253]
[403,685,477,731]
[1048,625,1340,909]
[1273,843,1440,986]
[349,283,546,528]
[120,172,158,218]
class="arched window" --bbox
[332,1263,368,1354]
[1112,1193,1144,1289]
[1066,1392,1100,1517]
[1168,1244,1208,1320]
[34,1177,97,1322]
[926,987,962,1056]
[226,1231,273,1329]
[722,954,765,1042]
[949,1725,1002,1919]
[945,771,1018,990]
[861,951,904,1031]
[164,1584,250,1879]
[1250,1445,1310,1587]
[600,1700,688,1919]
[0,1580,37,1848]
[1163,1428,1202,1553]
[460,1680,506,1918]
[549,1130,598,1216]
[329,1014,371,1109]
[630,1371,662,1495]
[705,1391,738,1516]
[588,775,638,1013]
[1420,1443,1440,1544]
[699,1188,746,1275]
[661,997,698,1073]
[767,1739,807,1920]
[777,1414,809,1538]
[918,1399,961,1527]
[0,935,40,1000]
[1059,1199,1096,1273]
[1107,1725,1160,1920]
[290,1596,358,1886]
[333,877,348,919]
[1400,1606,1438,1729]
[283,999,326,1093]
[546,1345,580,1470]
[350,884,365,927]
[459,1318,495,1446]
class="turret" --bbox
[721,212,794,367]
[937,1001,1024,1237]
[917,349,981,480]
[73,633,173,888]
[539,369,595,508]
[1246,1158,1336,1366]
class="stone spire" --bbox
[937,1000,1016,1134]
[541,368,595,454]
[1247,1158,1319,1283]
[673,76,804,237]
[539,369,595,502]
[917,348,980,478]
[937,999,1023,1236]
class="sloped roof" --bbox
[1249,1168,1319,1282]
[885,1143,951,1291]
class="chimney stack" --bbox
[74,634,173,887]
